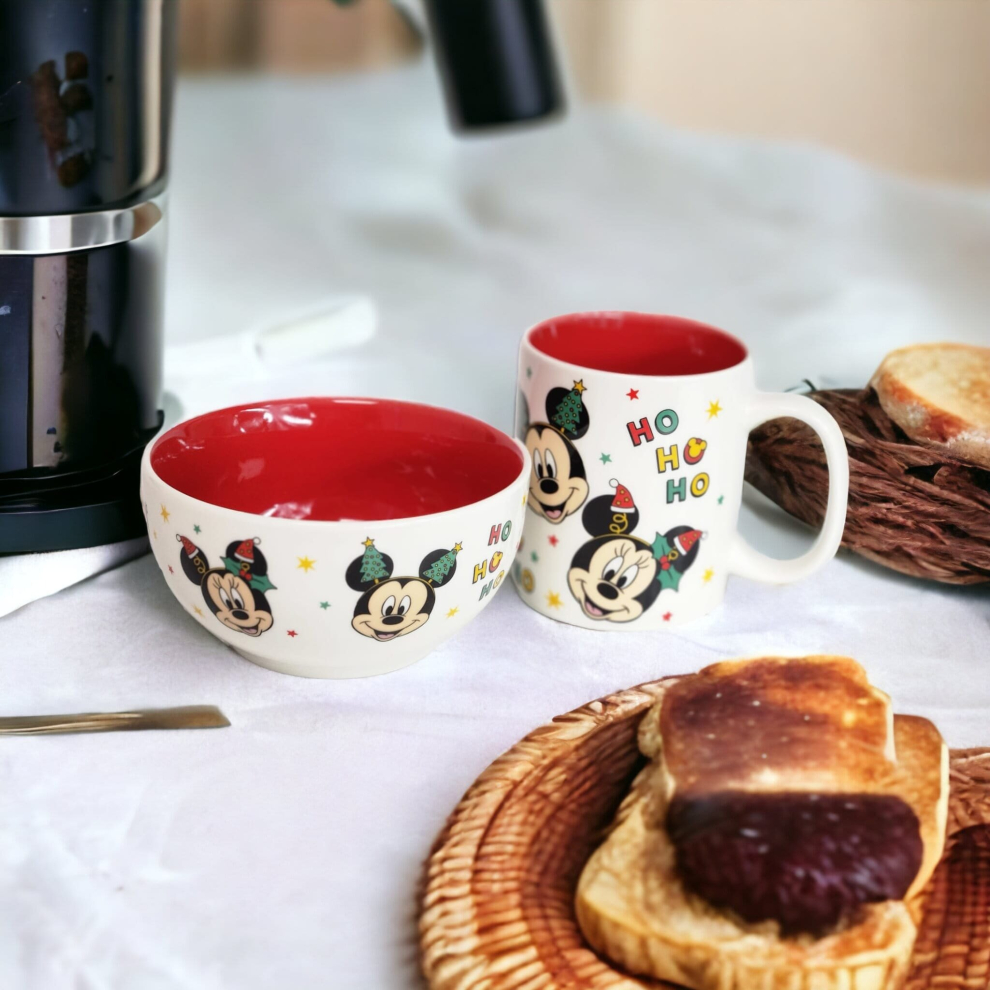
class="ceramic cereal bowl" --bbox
[140,397,528,678]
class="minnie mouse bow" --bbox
[221,556,276,593]
[650,532,684,592]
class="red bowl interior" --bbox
[150,398,524,522]
[528,312,747,376]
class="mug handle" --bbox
[730,392,849,584]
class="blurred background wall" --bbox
[177,0,990,185]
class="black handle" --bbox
[424,0,564,131]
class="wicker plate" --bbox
[420,680,990,990]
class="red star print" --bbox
[167,565,174,574]
[663,612,672,622]
[548,535,559,547]
[287,630,298,638]
[626,388,639,400]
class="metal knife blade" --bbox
[0,705,231,736]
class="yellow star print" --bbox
[546,590,563,609]
[297,557,316,572]
[160,504,170,523]
[193,606,204,617]
[446,606,459,618]
[707,400,723,419]
[453,543,463,553]
[572,379,586,393]
[521,492,528,506]
[362,537,375,547]
[702,568,714,583]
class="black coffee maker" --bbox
[0,0,176,557]
[0,0,562,571]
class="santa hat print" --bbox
[177,533,212,588]
[609,479,636,515]
[177,534,199,558]
[233,538,257,564]
[674,529,703,555]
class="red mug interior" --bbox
[527,312,748,376]
[150,398,524,521]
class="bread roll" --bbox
[870,342,990,470]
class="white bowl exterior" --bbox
[140,442,529,678]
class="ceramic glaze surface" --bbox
[150,397,523,521]
[529,312,749,377]
[514,312,849,630]
[142,398,528,678]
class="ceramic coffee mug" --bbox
[512,312,849,629]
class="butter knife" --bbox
[0,706,230,736]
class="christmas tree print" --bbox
[553,380,586,435]
[359,538,389,583]
[422,543,461,584]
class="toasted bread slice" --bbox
[576,800,917,990]
[640,663,946,896]
[892,715,949,899]
[579,707,948,990]
[640,656,896,801]
[871,342,990,470]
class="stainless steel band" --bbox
[0,198,165,255]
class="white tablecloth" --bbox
[3,65,989,990]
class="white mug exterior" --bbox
[141,443,529,678]
[512,321,849,630]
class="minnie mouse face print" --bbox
[567,480,702,622]
[177,535,276,637]
[566,482,702,624]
